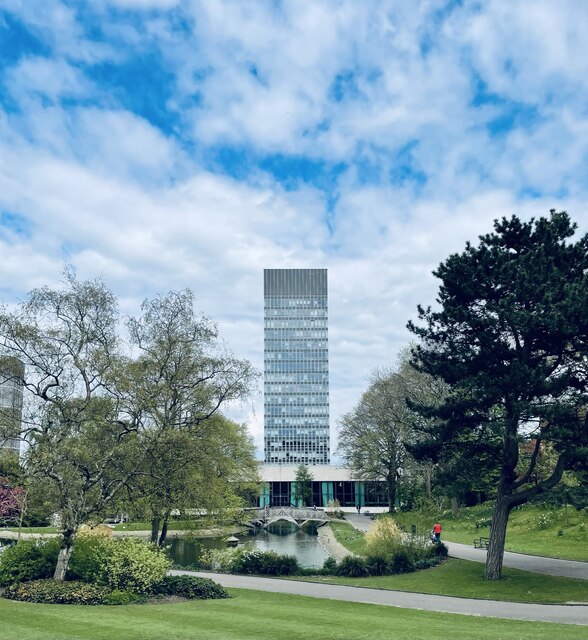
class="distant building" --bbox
[0,356,24,456]
[264,269,330,465]
[259,464,388,509]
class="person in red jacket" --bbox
[433,522,442,543]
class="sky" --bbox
[1,0,588,460]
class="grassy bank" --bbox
[390,503,587,561]
[2,588,586,640]
[325,521,586,604]
[328,521,367,555]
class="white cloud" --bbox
[1,1,588,458]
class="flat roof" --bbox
[260,464,358,482]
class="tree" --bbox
[338,369,415,512]
[0,270,137,580]
[119,290,258,544]
[292,464,314,507]
[408,211,588,579]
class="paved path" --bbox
[345,514,588,580]
[171,569,588,625]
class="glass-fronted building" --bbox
[264,269,330,465]
[0,356,24,455]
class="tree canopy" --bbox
[408,211,588,579]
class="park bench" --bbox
[473,536,490,549]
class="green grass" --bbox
[301,557,588,604]
[1,588,586,640]
[329,521,368,555]
[390,503,588,561]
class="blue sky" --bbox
[1,0,588,456]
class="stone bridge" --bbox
[247,507,331,529]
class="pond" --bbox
[0,522,331,570]
[167,522,329,569]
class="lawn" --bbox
[326,521,587,604]
[1,588,586,640]
[302,557,588,604]
[329,520,368,555]
[389,503,588,561]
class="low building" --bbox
[258,464,389,511]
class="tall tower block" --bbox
[264,269,330,465]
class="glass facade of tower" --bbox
[264,269,330,465]
[0,357,24,455]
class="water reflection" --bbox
[167,522,329,569]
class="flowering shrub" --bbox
[0,483,23,523]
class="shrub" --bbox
[365,518,403,558]
[68,535,111,583]
[389,548,414,574]
[321,557,338,574]
[0,539,59,586]
[200,548,299,576]
[151,575,230,600]
[430,542,448,558]
[233,549,299,576]
[365,554,390,576]
[98,538,171,594]
[3,579,113,605]
[199,547,242,572]
[335,555,368,577]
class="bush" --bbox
[365,554,390,576]
[430,542,448,558]
[199,547,241,572]
[98,538,171,594]
[335,555,368,577]
[365,518,403,558]
[321,557,338,574]
[3,579,113,605]
[151,575,230,600]
[389,548,414,574]
[68,535,111,583]
[0,539,59,586]
[200,547,299,576]
[233,549,299,576]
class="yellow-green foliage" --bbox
[365,518,403,558]
[99,539,171,594]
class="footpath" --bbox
[171,569,588,625]
[169,514,588,626]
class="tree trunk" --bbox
[158,515,169,547]
[53,528,75,581]
[451,496,459,517]
[150,517,160,544]
[387,476,396,513]
[484,496,512,580]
